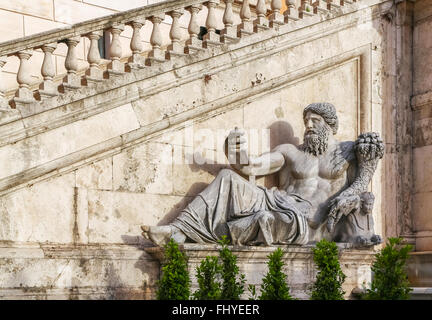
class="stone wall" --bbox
[412,0,432,252]
[0,0,410,298]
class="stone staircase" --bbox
[0,0,360,117]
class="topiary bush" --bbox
[156,238,191,300]
[218,236,246,300]
[364,237,413,300]
[193,256,222,300]
[259,247,293,300]
[310,239,346,300]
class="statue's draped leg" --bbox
[171,169,310,245]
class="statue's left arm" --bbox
[338,132,385,198]
[327,132,384,231]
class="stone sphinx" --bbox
[141,102,384,247]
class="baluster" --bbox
[237,0,253,38]
[269,0,284,28]
[300,0,314,18]
[166,9,186,60]
[327,0,342,9]
[37,43,58,100]
[185,4,204,54]
[107,23,125,75]
[313,0,329,14]
[83,31,103,85]
[60,36,81,92]
[13,50,35,107]
[146,13,166,65]
[284,0,299,22]
[0,56,11,111]
[254,0,269,32]
[127,18,146,69]
[220,0,238,43]
[203,0,221,48]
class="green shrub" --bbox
[193,256,222,300]
[365,237,413,300]
[218,236,246,300]
[310,239,346,300]
[259,247,293,300]
[156,239,190,300]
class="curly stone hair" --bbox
[303,102,339,135]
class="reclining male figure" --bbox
[141,102,384,246]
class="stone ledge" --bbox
[0,242,159,300]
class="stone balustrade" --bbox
[0,0,357,115]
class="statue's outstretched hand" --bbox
[227,127,249,166]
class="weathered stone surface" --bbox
[0,173,75,243]
[113,142,173,194]
[0,103,139,180]
[86,190,191,244]
[76,158,113,190]
[0,243,159,299]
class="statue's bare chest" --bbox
[287,147,350,181]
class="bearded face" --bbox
[302,112,331,156]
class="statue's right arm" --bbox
[224,128,287,176]
[238,151,285,176]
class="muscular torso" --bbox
[274,141,356,228]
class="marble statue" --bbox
[141,102,384,247]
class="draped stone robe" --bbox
[171,169,311,246]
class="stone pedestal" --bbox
[146,243,376,300]
[407,252,432,287]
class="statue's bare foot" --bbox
[141,225,186,246]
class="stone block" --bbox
[0,243,159,299]
[0,103,139,180]
[76,158,113,190]
[172,146,228,197]
[0,10,24,42]
[23,16,67,37]
[413,145,432,193]
[54,0,114,24]
[412,192,432,232]
[0,0,53,20]
[86,190,191,243]
[82,0,148,11]
[0,173,76,243]
[113,142,173,194]
[131,81,203,127]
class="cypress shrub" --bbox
[259,247,293,300]
[365,237,413,300]
[310,239,346,300]
[193,256,222,300]
[218,236,246,300]
[156,238,191,300]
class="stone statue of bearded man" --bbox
[142,102,384,247]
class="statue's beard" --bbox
[303,127,330,156]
